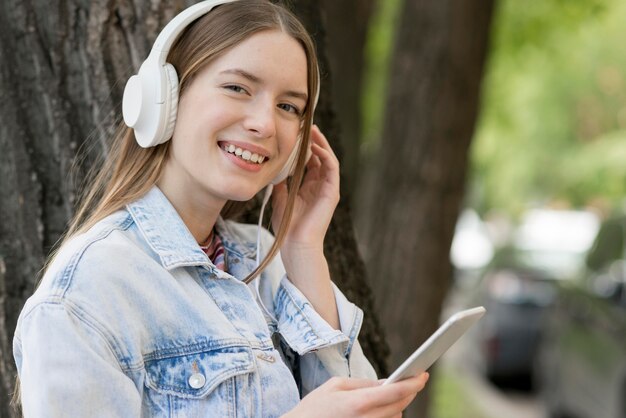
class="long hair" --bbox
[13,1,319,410]
[42,0,320,284]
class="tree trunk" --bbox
[319,0,374,191]
[0,1,387,416]
[359,1,494,417]
[0,2,188,415]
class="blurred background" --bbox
[347,0,626,417]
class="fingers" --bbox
[365,393,416,418]
[310,125,331,150]
[368,373,428,400]
[304,375,429,418]
[325,376,381,390]
[304,127,339,191]
[355,373,429,413]
[309,125,338,167]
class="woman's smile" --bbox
[219,141,269,172]
[159,29,307,206]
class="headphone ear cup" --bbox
[123,62,179,148]
[270,134,312,185]
[161,63,179,145]
[271,147,297,185]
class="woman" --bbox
[13,1,428,416]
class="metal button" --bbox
[188,373,206,389]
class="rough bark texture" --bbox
[0,2,189,415]
[319,0,374,191]
[359,1,494,417]
[0,1,387,416]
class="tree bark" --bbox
[0,1,387,416]
[359,1,494,417]
[0,2,187,414]
[319,0,374,191]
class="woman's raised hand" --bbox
[270,125,342,327]
[271,124,340,251]
[283,373,429,418]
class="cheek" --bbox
[279,127,302,156]
[169,128,209,174]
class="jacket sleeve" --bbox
[255,228,377,397]
[13,300,141,417]
[272,277,378,396]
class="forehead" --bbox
[204,30,308,91]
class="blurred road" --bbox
[440,291,548,418]
[440,354,546,418]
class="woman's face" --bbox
[165,29,308,205]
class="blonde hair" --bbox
[43,0,319,285]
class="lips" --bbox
[218,141,270,165]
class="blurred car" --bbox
[471,209,599,386]
[538,215,626,418]
[475,264,557,385]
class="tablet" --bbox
[382,306,486,385]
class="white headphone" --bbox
[122,0,318,184]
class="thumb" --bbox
[333,378,382,391]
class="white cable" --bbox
[256,184,274,267]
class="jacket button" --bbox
[188,373,206,389]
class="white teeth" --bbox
[222,143,266,164]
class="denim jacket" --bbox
[13,186,377,417]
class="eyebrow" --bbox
[220,68,308,102]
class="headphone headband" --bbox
[123,0,319,157]
[150,0,238,64]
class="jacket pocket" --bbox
[143,345,256,417]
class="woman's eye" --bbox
[278,103,301,115]
[224,85,247,94]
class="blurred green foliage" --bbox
[360,0,626,216]
[361,0,402,153]
[471,0,626,216]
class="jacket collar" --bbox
[126,186,256,271]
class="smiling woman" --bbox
[159,30,308,210]
[11,1,428,417]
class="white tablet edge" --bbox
[382,306,486,385]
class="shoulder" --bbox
[16,209,162,359]
[24,209,152,310]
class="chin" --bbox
[220,184,268,203]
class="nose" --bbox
[244,97,276,139]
